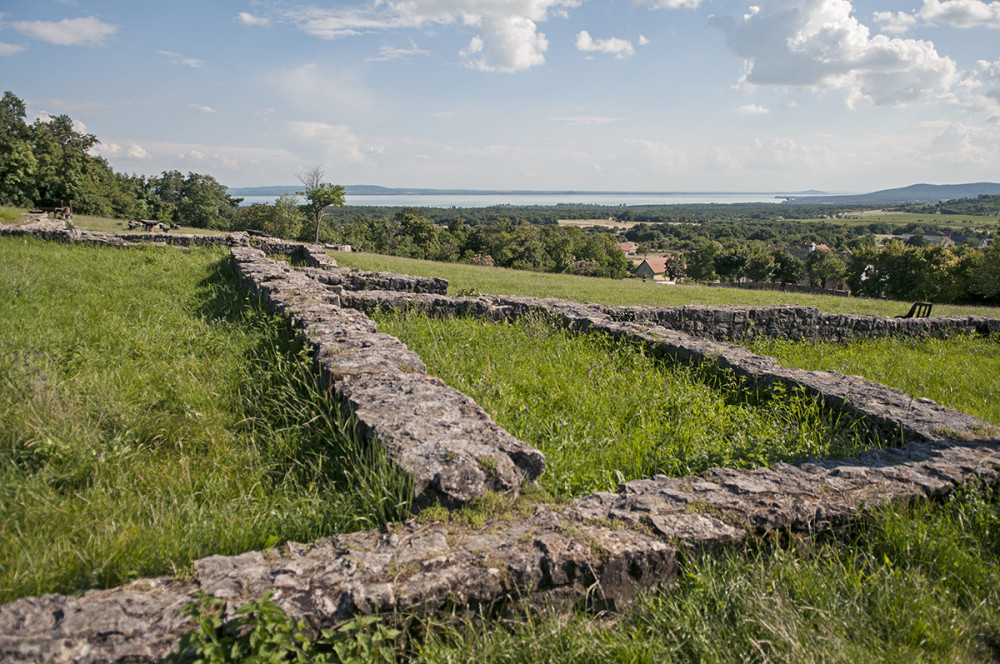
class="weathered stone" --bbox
[230,246,546,506]
[3,226,1000,663]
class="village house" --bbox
[635,256,670,280]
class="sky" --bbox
[1,0,998,193]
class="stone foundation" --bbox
[2,225,1000,663]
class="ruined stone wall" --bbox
[604,303,1000,342]
[2,227,1000,663]
[342,290,998,444]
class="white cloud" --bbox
[711,0,963,107]
[157,50,205,68]
[873,10,918,34]
[736,103,770,114]
[0,41,25,56]
[463,15,549,72]
[921,0,1000,27]
[12,16,118,46]
[126,143,151,160]
[189,104,217,113]
[93,141,151,161]
[432,110,458,118]
[924,122,998,163]
[366,39,430,61]
[626,139,688,169]
[632,0,705,10]
[266,63,373,114]
[284,1,581,73]
[286,121,366,163]
[575,30,636,58]
[639,34,651,45]
[704,146,740,170]
[548,115,622,125]
[747,136,831,169]
[237,12,270,27]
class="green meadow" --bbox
[2,233,998,663]
[0,237,411,603]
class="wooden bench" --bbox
[29,206,72,220]
[896,301,932,318]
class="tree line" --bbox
[0,92,240,228]
[682,238,1000,304]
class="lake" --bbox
[235,192,790,208]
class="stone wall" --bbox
[342,291,998,444]
[231,246,545,507]
[603,303,1000,342]
[2,226,1000,663]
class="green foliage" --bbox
[169,591,401,663]
[683,240,721,282]
[327,215,630,278]
[233,194,306,239]
[297,170,346,243]
[333,250,1000,318]
[805,249,846,288]
[0,91,240,223]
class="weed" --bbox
[167,591,401,663]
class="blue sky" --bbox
[1,0,998,192]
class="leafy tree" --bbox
[0,91,37,206]
[806,250,846,289]
[972,227,1000,301]
[772,250,805,285]
[744,244,775,282]
[297,166,345,243]
[714,245,749,283]
[30,112,99,208]
[684,240,721,282]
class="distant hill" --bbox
[227,185,825,198]
[783,182,1000,205]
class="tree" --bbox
[744,244,775,282]
[684,240,721,282]
[772,250,805,285]
[297,166,345,243]
[806,250,846,289]
[0,91,37,206]
[972,226,1000,301]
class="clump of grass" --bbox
[0,238,411,603]
[749,334,1000,426]
[372,310,881,497]
[414,483,1000,663]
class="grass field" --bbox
[749,334,1000,426]
[4,225,1000,662]
[332,250,1000,318]
[374,310,882,497]
[0,237,410,603]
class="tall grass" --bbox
[749,335,1000,426]
[0,238,411,603]
[373,310,881,497]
